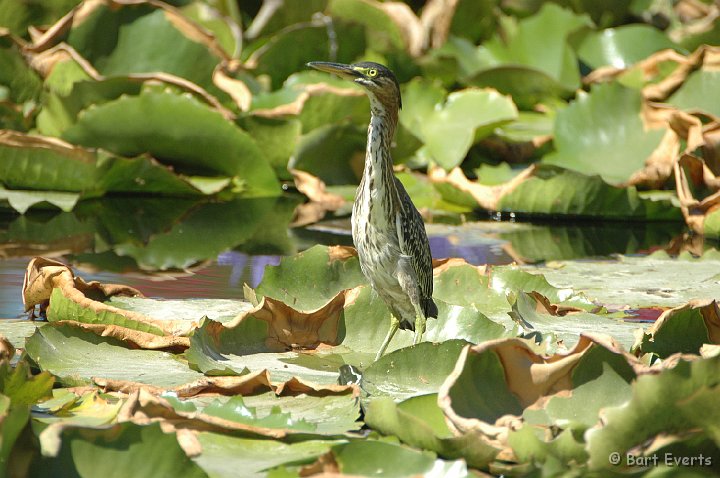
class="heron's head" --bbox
[306,61,402,111]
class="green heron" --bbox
[307,61,438,360]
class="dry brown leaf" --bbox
[274,376,359,397]
[674,154,720,233]
[114,382,355,440]
[22,257,201,341]
[629,109,720,187]
[0,130,96,163]
[428,164,537,211]
[438,334,639,441]
[0,334,15,361]
[419,0,458,50]
[291,169,347,228]
[327,245,358,262]
[29,0,230,62]
[28,43,102,79]
[252,83,364,118]
[379,1,425,57]
[299,451,341,477]
[645,45,720,101]
[205,291,348,350]
[626,127,680,187]
[96,370,273,397]
[213,61,252,112]
[53,321,190,350]
[584,49,689,86]
[643,299,720,347]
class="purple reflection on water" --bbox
[217,252,281,288]
[428,235,509,266]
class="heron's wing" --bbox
[393,178,436,317]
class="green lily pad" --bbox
[0,188,80,214]
[509,292,639,349]
[166,391,360,435]
[636,301,719,358]
[65,3,225,96]
[365,394,501,468]
[290,123,365,186]
[507,426,587,472]
[363,340,470,401]
[25,324,202,387]
[535,256,720,310]
[110,197,270,269]
[586,354,720,470]
[192,433,343,478]
[400,79,517,169]
[464,3,590,107]
[255,245,365,312]
[0,35,42,104]
[0,320,41,350]
[246,23,365,89]
[542,82,666,185]
[498,167,680,220]
[30,422,207,478]
[202,395,316,432]
[331,439,469,477]
[576,25,680,69]
[108,297,253,325]
[238,117,301,180]
[47,288,166,336]
[32,391,123,428]
[187,316,344,384]
[61,83,279,196]
[667,70,720,118]
[0,360,54,476]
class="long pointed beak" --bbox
[306,61,361,80]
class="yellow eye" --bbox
[367,68,378,77]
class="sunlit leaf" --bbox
[542,82,666,185]
[576,25,680,69]
[31,422,207,478]
[61,84,279,196]
[25,324,203,387]
[498,167,680,220]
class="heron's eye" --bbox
[367,68,378,77]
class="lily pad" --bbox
[542,82,666,185]
[25,324,203,387]
[331,439,469,477]
[636,300,720,358]
[667,70,720,118]
[30,422,207,478]
[61,84,279,196]
[498,167,680,220]
[576,25,680,69]
[400,79,517,169]
[191,433,343,478]
[255,245,364,312]
[64,2,227,95]
[535,256,720,310]
[464,3,591,107]
[586,353,720,470]
[364,394,501,468]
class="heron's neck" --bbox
[364,98,398,187]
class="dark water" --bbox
[0,197,688,318]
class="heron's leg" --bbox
[376,315,400,361]
[412,303,426,345]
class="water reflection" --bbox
[0,195,700,318]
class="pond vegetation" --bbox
[1,0,720,476]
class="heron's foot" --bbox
[375,315,400,361]
[413,314,426,345]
